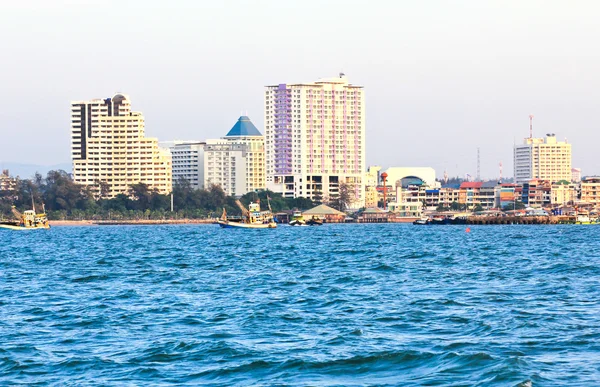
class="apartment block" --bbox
[169,141,206,189]
[581,177,600,205]
[0,170,16,192]
[70,93,172,198]
[265,74,365,208]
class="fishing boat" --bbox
[216,198,276,229]
[305,216,323,226]
[0,205,50,231]
[289,210,306,226]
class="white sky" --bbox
[1,0,599,178]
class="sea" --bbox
[0,224,599,386]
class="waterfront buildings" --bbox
[70,93,172,198]
[513,134,572,184]
[380,167,438,190]
[364,166,382,208]
[0,170,16,192]
[169,141,206,189]
[580,177,600,205]
[204,116,265,197]
[264,74,365,208]
[551,181,578,206]
[522,179,552,207]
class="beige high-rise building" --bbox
[70,93,172,198]
[514,134,572,184]
[264,74,366,208]
[204,116,265,197]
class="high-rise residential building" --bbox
[264,74,366,208]
[204,116,265,196]
[169,141,206,189]
[70,93,172,198]
[513,134,572,184]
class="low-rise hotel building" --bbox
[580,177,600,205]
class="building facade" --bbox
[551,182,577,205]
[264,74,365,208]
[571,167,582,183]
[0,170,16,192]
[169,141,206,189]
[514,134,572,184]
[204,116,265,197]
[364,166,382,208]
[70,93,172,198]
[580,177,600,205]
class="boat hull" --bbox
[0,224,50,230]
[217,220,276,229]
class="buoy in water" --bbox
[465,227,471,233]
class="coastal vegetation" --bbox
[0,171,316,221]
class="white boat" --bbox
[289,210,306,226]
[216,199,276,229]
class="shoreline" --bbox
[50,219,216,226]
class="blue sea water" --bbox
[0,224,599,386]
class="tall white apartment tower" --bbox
[264,74,366,208]
[70,93,172,197]
[514,133,572,184]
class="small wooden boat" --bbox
[0,205,50,231]
[216,198,276,229]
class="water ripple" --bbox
[0,224,599,385]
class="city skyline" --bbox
[1,1,599,178]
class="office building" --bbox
[514,134,572,184]
[70,93,172,198]
[264,74,365,208]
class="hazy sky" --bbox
[1,0,599,179]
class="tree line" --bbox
[0,170,321,221]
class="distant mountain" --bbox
[0,162,72,179]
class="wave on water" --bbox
[0,224,598,385]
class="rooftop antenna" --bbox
[477,147,481,181]
[529,114,534,138]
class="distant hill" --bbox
[0,162,72,179]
